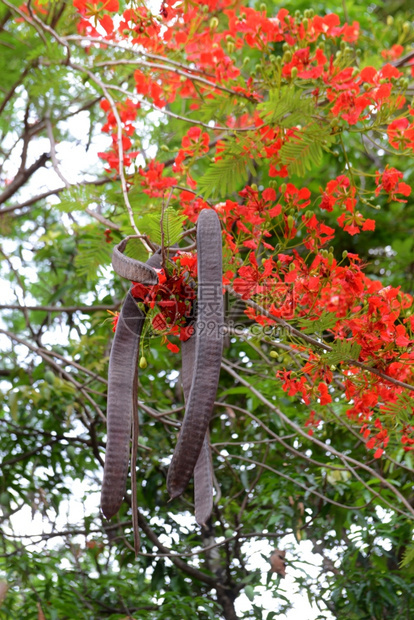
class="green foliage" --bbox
[196,91,246,124]
[257,87,314,128]
[58,184,106,213]
[197,139,258,198]
[298,311,340,334]
[74,226,112,280]
[279,124,336,177]
[400,545,414,569]
[140,206,185,246]
[322,339,362,367]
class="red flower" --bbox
[166,340,180,353]
[337,208,375,236]
[107,310,119,332]
[381,44,404,61]
[375,166,412,203]
[387,118,414,150]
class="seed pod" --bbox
[193,437,214,526]
[101,290,145,519]
[101,247,161,520]
[167,209,223,500]
[112,238,158,285]
[181,333,214,526]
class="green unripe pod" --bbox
[139,356,148,369]
[44,370,55,385]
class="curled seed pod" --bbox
[167,209,223,500]
[112,238,159,285]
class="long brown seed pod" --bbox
[181,335,214,526]
[101,290,145,520]
[101,247,161,521]
[194,436,214,526]
[167,209,223,500]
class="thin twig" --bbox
[69,61,151,251]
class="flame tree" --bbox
[1,0,414,618]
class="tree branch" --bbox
[0,152,51,205]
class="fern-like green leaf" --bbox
[141,206,185,246]
[74,233,112,281]
[279,124,335,177]
[400,546,414,569]
[322,340,362,367]
[58,185,102,213]
[257,87,314,128]
[196,92,241,124]
[381,391,414,424]
[300,311,339,335]
[197,151,257,199]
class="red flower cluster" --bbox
[97,99,140,172]
[138,160,176,198]
[85,0,414,453]
[174,127,210,174]
[131,265,196,352]
[73,0,118,35]
[375,166,412,203]
[387,116,414,150]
